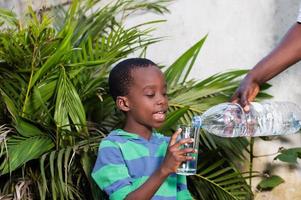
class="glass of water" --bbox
[176,125,200,175]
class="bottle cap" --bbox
[192,116,202,128]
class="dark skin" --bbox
[116,65,196,200]
[231,23,301,111]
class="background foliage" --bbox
[0,0,272,199]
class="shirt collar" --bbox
[112,129,164,144]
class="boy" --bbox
[92,58,195,199]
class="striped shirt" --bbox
[92,129,192,200]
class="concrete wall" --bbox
[1,0,301,199]
[0,0,64,14]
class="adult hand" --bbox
[160,128,196,175]
[231,75,260,112]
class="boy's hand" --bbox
[160,128,197,176]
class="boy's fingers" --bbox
[178,155,194,161]
[169,128,182,146]
[172,138,193,149]
[178,148,195,155]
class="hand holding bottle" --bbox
[231,74,260,111]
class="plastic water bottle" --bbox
[192,101,301,137]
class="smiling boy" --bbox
[92,58,194,200]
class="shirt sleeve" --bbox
[177,175,193,200]
[91,139,134,199]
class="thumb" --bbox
[169,128,182,146]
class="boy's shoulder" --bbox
[103,129,130,142]
[152,132,170,143]
[100,129,145,145]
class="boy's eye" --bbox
[145,93,155,97]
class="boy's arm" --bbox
[92,139,134,199]
[124,165,170,200]
[125,129,195,200]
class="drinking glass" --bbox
[176,125,200,175]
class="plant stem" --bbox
[22,46,37,117]
[249,137,254,191]
[253,152,278,158]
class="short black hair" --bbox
[108,58,157,101]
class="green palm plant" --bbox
[0,0,169,199]
[0,0,272,199]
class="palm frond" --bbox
[39,134,105,200]
[164,35,207,87]
[0,135,54,174]
[189,153,252,200]
[39,147,82,200]
[54,67,87,135]
[0,7,19,28]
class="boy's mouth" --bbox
[153,111,166,121]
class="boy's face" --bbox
[119,65,168,130]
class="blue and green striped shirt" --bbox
[92,129,192,200]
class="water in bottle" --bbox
[194,101,301,137]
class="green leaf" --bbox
[39,154,48,200]
[30,18,75,89]
[274,147,301,164]
[0,7,18,27]
[15,117,44,137]
[275,153,298,164]
[257,175,284,190]
[158,106,189,134]
[0,88,18,120]
[164,35,207,87]
[1,136,54,174]
[54,67,87,133]
[191,152,252,200]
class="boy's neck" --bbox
[123,124,153,140]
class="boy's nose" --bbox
[157,95,168,105]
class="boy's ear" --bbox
[116,96,130,112]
